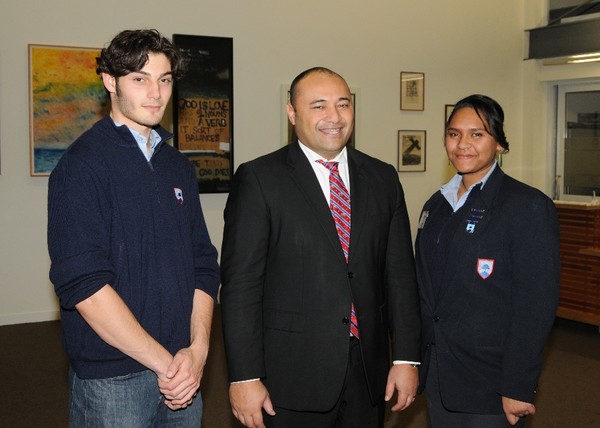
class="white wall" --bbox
[0,0,585,325]
[522,0,600,193]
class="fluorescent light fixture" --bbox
[568,57,600,63]
[568,52,600,63]
[542,52,600,65]
[569,52,600,59]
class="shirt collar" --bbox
[130,127,161,150]
[111,119,162,150]
[441,161,497,211]
[297,140,348,165]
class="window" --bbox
[555,81,600,201]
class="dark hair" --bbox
[96,29,186,79]
[288,67,346,107]
[447,94,509,153]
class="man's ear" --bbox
[286,102,296,125]
[101,73,117,94]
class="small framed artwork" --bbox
[28,44,107,176]
[398,130,426,172]
[173,34,233,193]
[400,72,424,111]
[445,104,455,126]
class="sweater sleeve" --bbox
[189,164,221,300]
[48,153,115,310]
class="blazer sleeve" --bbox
[499,191,560,403]
[385,165,421,361]
[220,162,270,382]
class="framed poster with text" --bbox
[173,34,233,193]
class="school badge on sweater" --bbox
[174,188,184,205]
[477,258,495,279]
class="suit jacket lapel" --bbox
[416,192,447,308]
[347,149,368,263]
[286,142,347,264]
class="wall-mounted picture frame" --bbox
[173,34,233,193]
[281,84,358,148]
[400,71,424,111]
[445,104,455,126]
[398,130,426,172]
[28,44,107,176]
[444,103,455,136]
[0,63,2,175]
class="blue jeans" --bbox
[68,368,202,427]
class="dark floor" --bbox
[0,310,598,427]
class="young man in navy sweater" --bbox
[47,29,220,426]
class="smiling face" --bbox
[445,107,503,184]
[101,52,173,138]
[287,72,354,160]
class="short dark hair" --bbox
[288,67,346,107]
[96,29,186,79]
[447,94,509,153]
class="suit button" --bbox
[433,316,440,322]
[342,317,350,324]
[347,272,354,279]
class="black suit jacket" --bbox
[415,167,560,414]
[220,142,420,412]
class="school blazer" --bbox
[415,167,560,414]
[220,141,421,412]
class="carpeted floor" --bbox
[0,307,598,427]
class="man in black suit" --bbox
[220,67,421,428]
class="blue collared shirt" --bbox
[441,161,498,212]
[112,119,161,161]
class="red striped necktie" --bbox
[317,160,359,339]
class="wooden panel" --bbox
[555,203,600,326]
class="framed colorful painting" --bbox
[28,44,107,176]
[172,34,233,193]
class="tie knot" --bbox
[316,160,339,173]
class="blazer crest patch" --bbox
[477,258,495,280]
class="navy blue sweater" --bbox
[48,117,220,379]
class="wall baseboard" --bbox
[0,310,60,326]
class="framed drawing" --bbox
[444,104,455,136]
[29,44,107,176]
[445,104,455,125]
[173,34,233,193]
[281,84,357,148]
[400,72,424,111]
[398,130,426,172]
